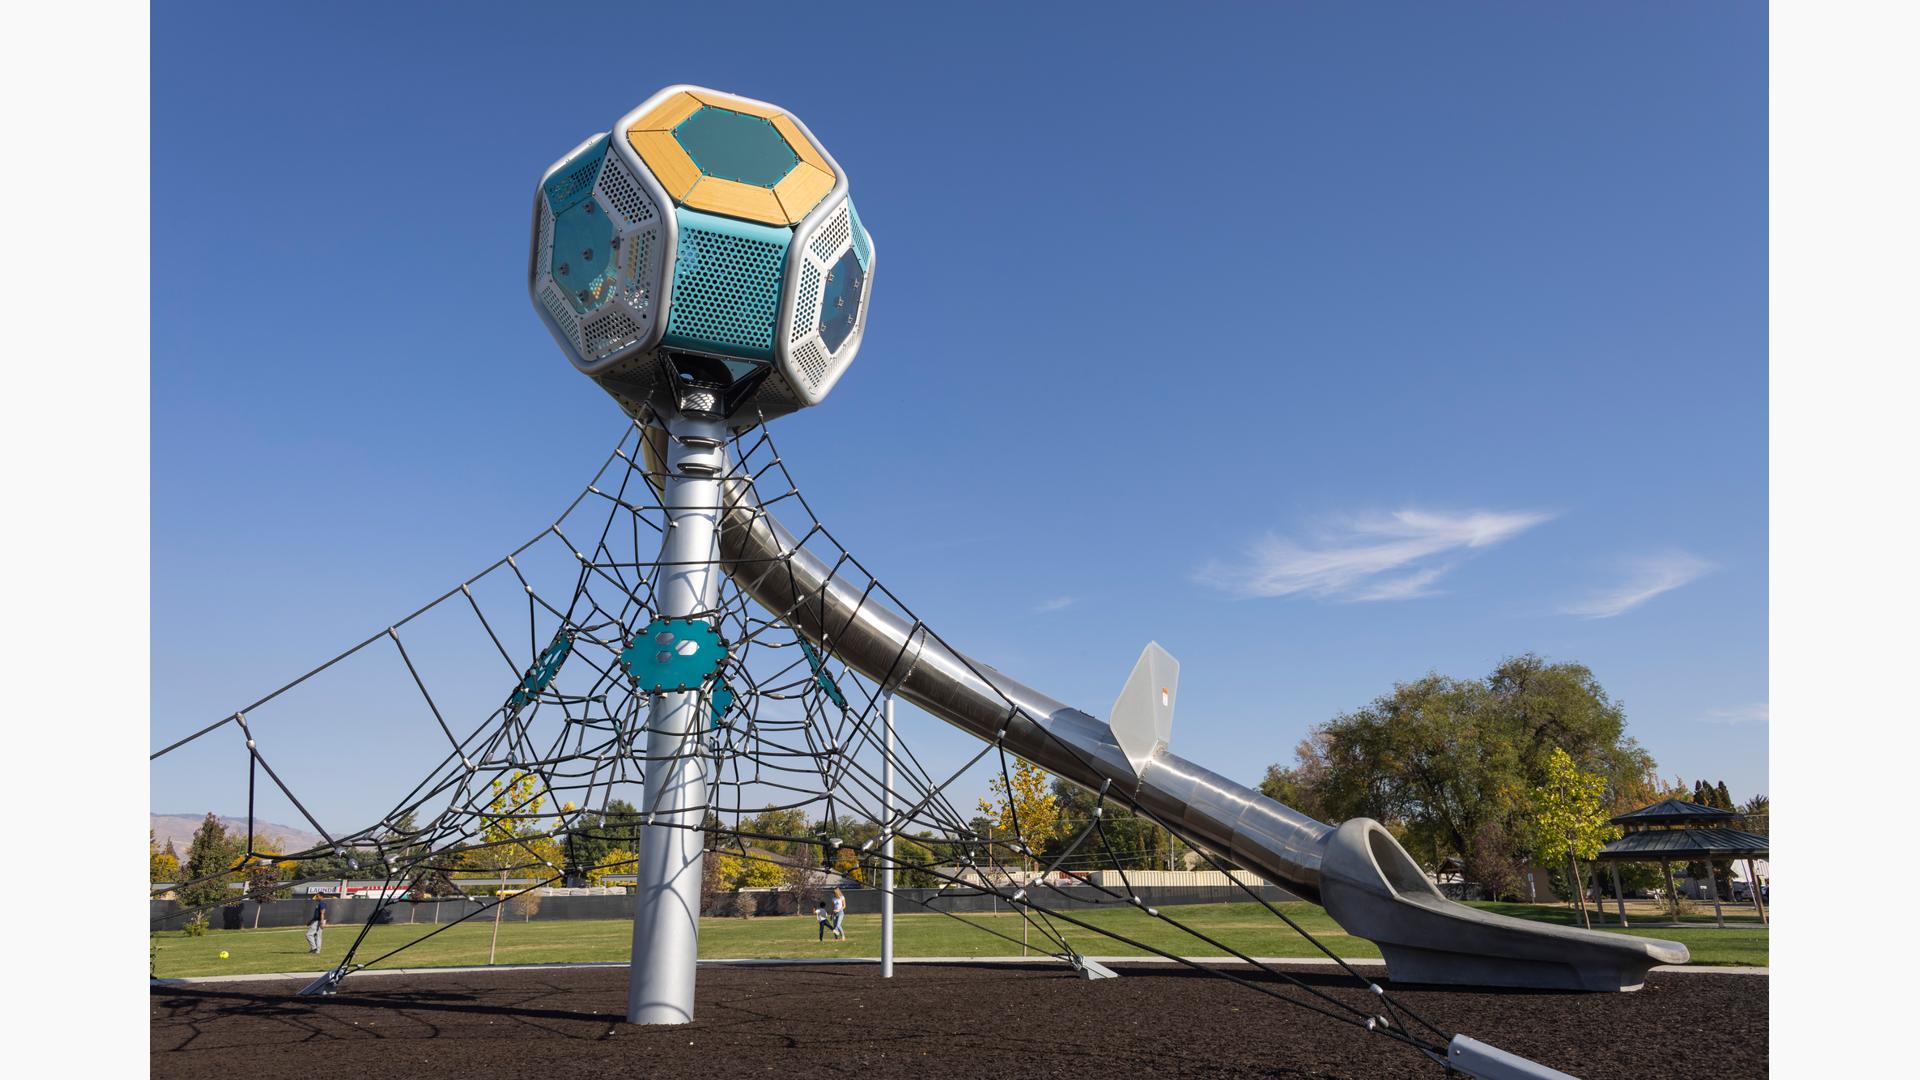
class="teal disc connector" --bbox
[620,617,729,693]
[510,631,574,709]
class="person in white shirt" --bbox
[829,887,846,941]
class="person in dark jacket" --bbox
[305,897,329,954]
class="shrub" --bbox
[507,888,543,921]
[733,891,759,919]
[183,913,208,937]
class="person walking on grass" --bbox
[306,896,328,954]
[815,902,831,941]
[829,887,846,941]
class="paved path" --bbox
[156,955,1766,985]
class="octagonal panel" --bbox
[626,89,839,227]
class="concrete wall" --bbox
[152,883,1303,933]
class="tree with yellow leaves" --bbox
[463,771,561,962]
[977,758,1061,871]
[584,848,637,887]
[150,831,180,886]
[1524,747,1621,929]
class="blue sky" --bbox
[152,2,1767,833]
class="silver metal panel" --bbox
[1110,641,1177,778]
[1447,1036,1580,1080]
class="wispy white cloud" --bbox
[1197,508,1554,602]
[1033,596,1076,614]
[1701,703,1769,726]
[1561,552,1714,618]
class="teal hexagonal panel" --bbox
[673,106,798,187]
[816,246,865,354]
[551,196,618,315]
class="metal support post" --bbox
[881,691,896,978]
[627,412,727,1026]
[1610,862,1628,927]
[1746,858,1768,924]
[1708,858,1724,928]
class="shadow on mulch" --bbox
[151,962,1766,1079]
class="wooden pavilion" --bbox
[1594,798,1769,928]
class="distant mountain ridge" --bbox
[150,813,324,856]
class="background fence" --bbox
[150,883,1304,933]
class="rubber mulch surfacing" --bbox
[151,962,1766,1079]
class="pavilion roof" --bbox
[1595,827,1769,860]
[1609,798,1741,826]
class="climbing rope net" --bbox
[151,418,1460,1070]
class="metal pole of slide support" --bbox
[627,413,726,1026]
[881,691,895,978]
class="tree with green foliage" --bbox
[892,835,940,888]
[743,805,811,855]
[1523,748,1620,929]
[564,798,644,884]
[1045,777,1173,871]
[1260,655,1655,887]
[463,771,553,876]
[179,813,242,910]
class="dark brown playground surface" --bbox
[152,962,1766,1079]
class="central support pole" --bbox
[628,412,727,1026]
[881,691,895,978]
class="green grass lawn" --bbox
[151,901,1767,980]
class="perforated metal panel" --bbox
[792,260,822,344]
[810,203,851,262]
[533,129,673,374]
[778,191,872,404]
[543,137,608,212]
[793,339,829,389]
[539,282,583,353]
[596,154,658,231]
[536,203,554,280]
[662,210,789,361]
[622,228,657,305]
[584,309,641,356]
[849,200,871,271]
